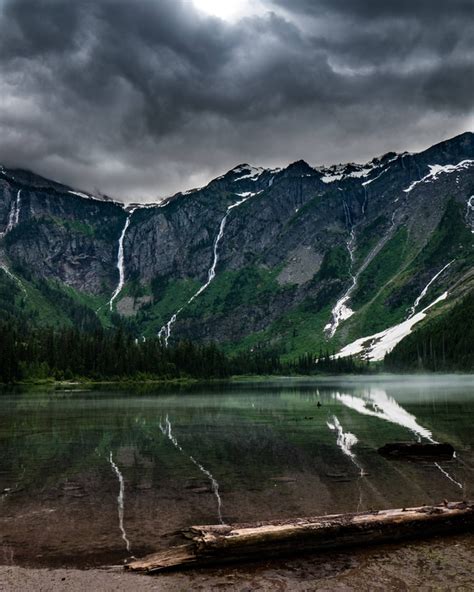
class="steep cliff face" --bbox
[0,133,473,358]
[0,167,126,294]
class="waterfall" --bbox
[324,229,357,338]
[109,209,136,311]
[466,195,474,232]
[325,208,399,339]
[159,194,254,345]
[159,415,224,524]
[362,186,368,215]
[109,451,132,554]
[1,190,22,238]
[408,261,454,317]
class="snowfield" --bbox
[337,292,448,362]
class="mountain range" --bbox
[1,132,473,361]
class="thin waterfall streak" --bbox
[362,187,368,215]
[109,209,135,311]
[409,260,454,317]
[325,200,400,339]
[325,229,356,338]
[160,415,224,524]
[109,452,132,553]
[159,195,253,345]
[434,463,463,490]
[1,190,22,237]
[466,196,474,232]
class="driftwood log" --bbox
[127,501,473,573]
[378,442,455,461]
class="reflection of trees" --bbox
[0,385,339,493]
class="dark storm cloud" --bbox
[0,0,472,201]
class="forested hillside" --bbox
[385,291,474,371]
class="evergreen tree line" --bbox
[0,321,368,383]
[385,291,474,372]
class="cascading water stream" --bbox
[324,229,357,338]
[0,189,22,238]
[408,261,454,318]
[159,194,254,345]
[159,415,224,524]
[109,452,133,554]
[0,190,27,295]
[325,207,400,339]
[109,209,136,311]
[466,195,474,232]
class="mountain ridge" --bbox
[0,131,473,361]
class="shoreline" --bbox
[2,532,474,591]
[2,370,473,390]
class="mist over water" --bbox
[0,374,473,568]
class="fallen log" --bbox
[378,442,455,461]
[126,501,474,573]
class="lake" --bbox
[1,375,473,569]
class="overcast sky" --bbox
[0,0,472,202]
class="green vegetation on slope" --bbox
[352,228,408,310]
[134,277,201,336]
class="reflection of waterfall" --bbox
[335,388,463,491]
[109,209,136,311]
[434,463,462,490]
[160,415,223,524]
[327,415,365,511]
[109,452,132,554]
[327,415,363,475]
[335,388,434,442]
[159,194,254,345]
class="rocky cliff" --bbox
[1,132,473,358]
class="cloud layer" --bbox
[0,0,472,201]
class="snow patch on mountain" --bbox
[233,165,265,182]
[337,291,448,361]
[403,160,474,193]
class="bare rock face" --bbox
[0,133,473,352]
[116,296,152,317]
[277,247,323,286]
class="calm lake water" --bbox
[1,375,473,568]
